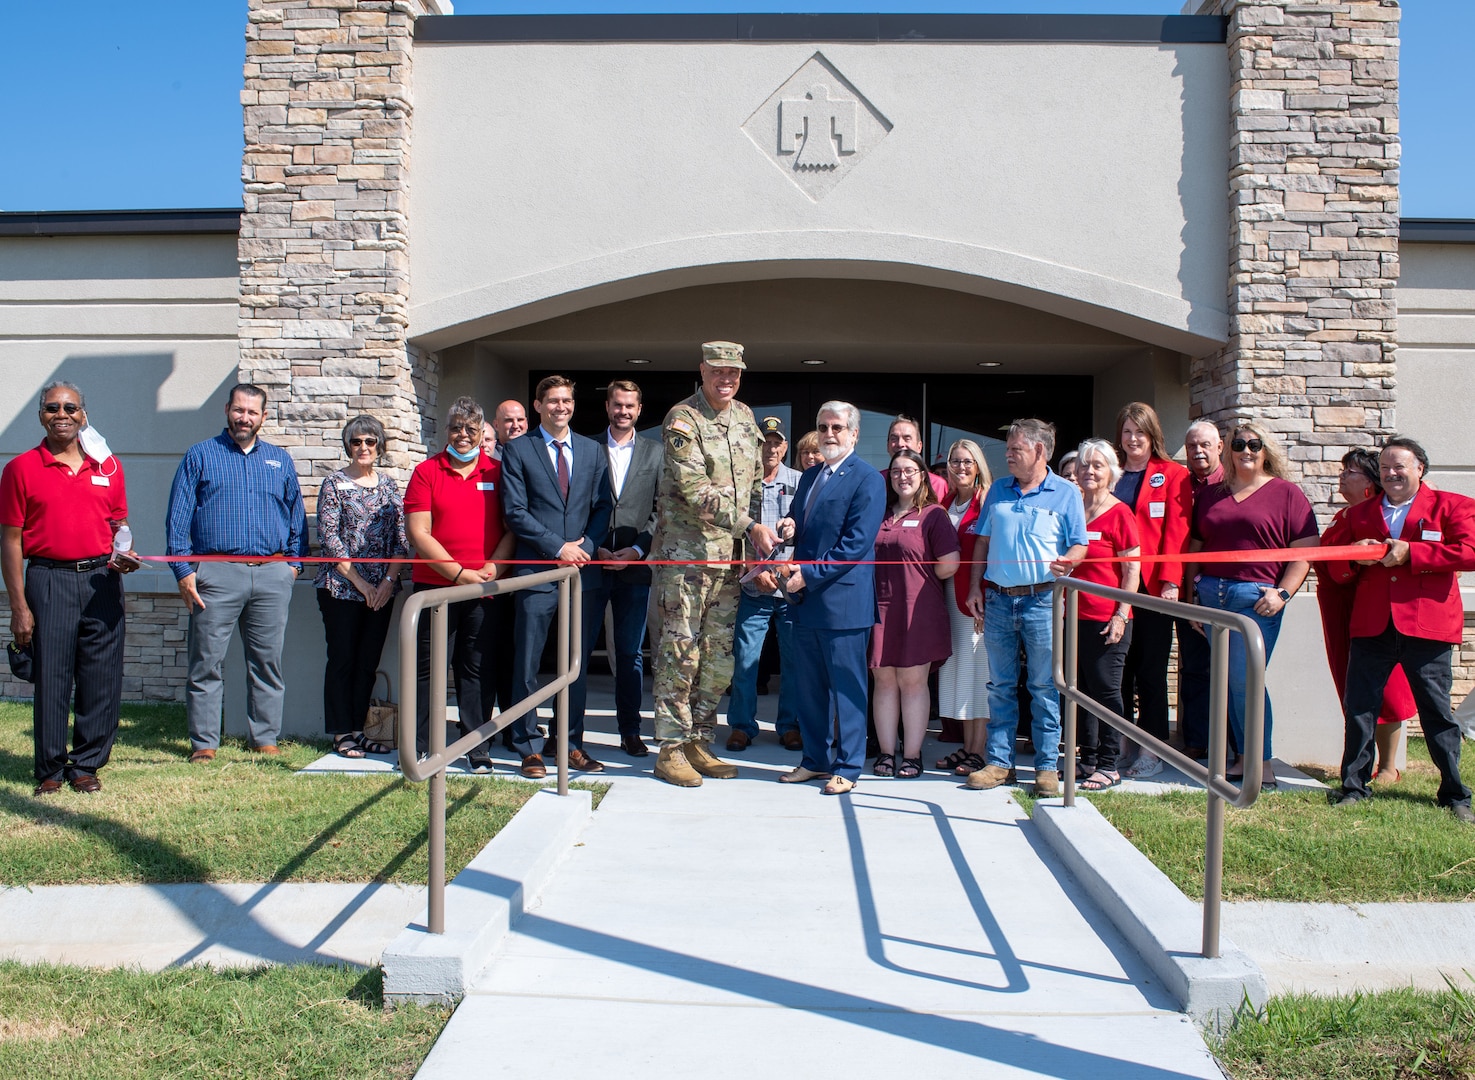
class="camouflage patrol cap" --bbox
[759,416,788,442]
[701,341,746,369]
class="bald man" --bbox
[488,400,528,462]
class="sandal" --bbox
[953,752,985,776]
[897,757,923,779]
[873,753,896,778]
[333,735,366,759]
[1079,770,1121,791]
[935,748,971,771]
[356,735,392,756]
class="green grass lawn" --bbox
[0,961,448,1079]
[0,701,539,887]
[1216,983,1475,1080]
[1084,737,1475,902]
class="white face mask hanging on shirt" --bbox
[79,424,113,466]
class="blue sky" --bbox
[2,0,1470,216]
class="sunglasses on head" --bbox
[349,437,379,448]
[1230,438,1264,453]
[42,402,82,415]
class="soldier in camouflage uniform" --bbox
[650,341,780,787]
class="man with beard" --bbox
[166,384,308,762]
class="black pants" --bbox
[1121,601,1174,742]
[486,592,517,712]
[317,590,394,737]
[413,584,493,756]
[1076,618,1131,774]
[1342,619,1471,806]
[27,563,125,783]
[1175,615,1211,751]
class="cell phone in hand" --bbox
[109,551,141,572]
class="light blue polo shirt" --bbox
[974,470,1089,588]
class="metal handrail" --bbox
[1050,578,1266,959]
[396,566,582,934]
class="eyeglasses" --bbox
[947,459,975,469]
[817,423,848,434]
[447,423,480,435]
[42,402,82,415]
[349,437,379,448]
[1230,438,1264,453]
[891,468,922,479]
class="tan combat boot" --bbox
[966,763,1013,790]
[1034,769,1061,798]
[655,744,702,787]
[683,740,739,779]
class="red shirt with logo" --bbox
[0,442,128,560]
[403,451,506,586]
[1072,500,1140,622]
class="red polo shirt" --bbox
[0,442,128,560]
[403,451,506,586]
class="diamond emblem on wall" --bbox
[742,52,893,202]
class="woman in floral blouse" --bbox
[316,415,409,756]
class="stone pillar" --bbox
[1191,0,1399,520]
[238,0,450,502]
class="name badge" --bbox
[902,519,920,528]
[1149,502,1166,519]
[1422,529,1443,542]
[1086,530,1102,541]
[90,475,110,487]
[477,482,496,492]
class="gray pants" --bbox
[186,560,294,750]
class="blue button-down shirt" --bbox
[974,469,1088,588]
[165,430,308,580]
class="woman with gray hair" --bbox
[316,414,409,757]
[1067,439,1141,789]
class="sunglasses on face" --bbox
[42,402,82,416]
[447,424,480,435]
[1230,438,1264,453]
[349,437,379,448]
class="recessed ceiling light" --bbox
[626,358,651,365]
[977,361,1002,368]
[1006,389,1026,395]
[801,359,825,366]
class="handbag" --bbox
[362,670,398,749]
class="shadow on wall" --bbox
[1172,40,1230,355]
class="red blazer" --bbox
[1131,456,1193,594]
[952,488,983,616]
[1329,485,1475,644]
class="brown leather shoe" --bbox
[33,778,64,796]
[252,744,281,756]
[620,734,650,757]
[779,729,804,751]
[188,748,216,764]
[69,773,102,793]
[520,754,547,779]
[566,748,605,773]
[725,729,752,752]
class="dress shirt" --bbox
[605,428,636,498]
[165,430,308,580]
[1382,494,1414,539]
[804,451,851,518]
[974,469,1088,588]
[539,425,572,477]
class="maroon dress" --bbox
[870,502,961,668]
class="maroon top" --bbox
[1072,501,1140,622]
[1191,477,1317,585]
[870,502,961,669]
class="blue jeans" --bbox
[574,573,651,738]
[727,592,799,738]
[983,590,1059,773]
[1195,575,1282,761]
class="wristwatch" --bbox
[1276,588,1291,603]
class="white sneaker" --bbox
[1124,752,1164,779]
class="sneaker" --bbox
[1124,752,1164,779]
[467,748,494,775]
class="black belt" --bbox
[985,579,1052,598]
[29,555,110,573]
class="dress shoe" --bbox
[655,745,702,787]
[33,778,64,797]
[188,748,216,764]
[251,744,281,756]
[967,764,1013,790]
[566,748,605,773]
[725,730,752,753]
[779,729,804,752]
[779,766,831,784]
[68,773,102,793]
[620,734,650,757]
[823,775,856,795]
[520,754,547,779]
[1451,802,1475,825]
[683,740,738,779]
[1332,792,1367,808]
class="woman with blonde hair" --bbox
[1185,420,1318,789]
[935,438,995,775]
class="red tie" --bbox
[554,440,570,499]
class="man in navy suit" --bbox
[500,376,614,778]
[774,401,886,795]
